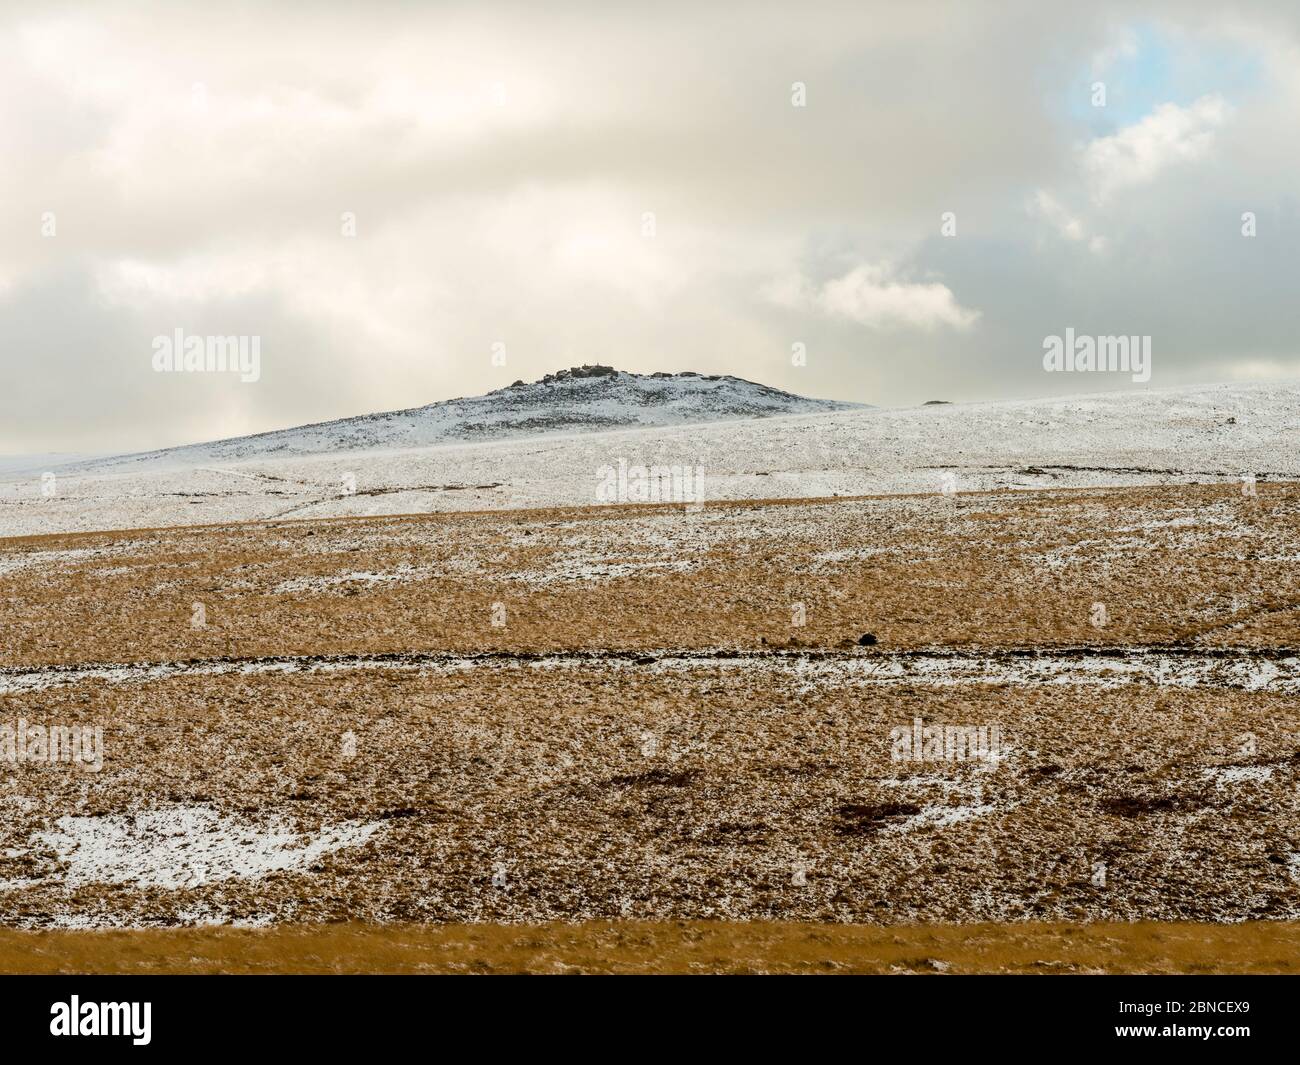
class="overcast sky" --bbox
[3,0,1299,453]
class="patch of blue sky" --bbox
[1062,22,1264,133]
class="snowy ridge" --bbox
[62,366,863,474]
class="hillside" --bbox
[66,366,864,473]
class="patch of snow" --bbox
[4,806,384,890]
[1201,765,1274,787]
[1243,661,1281,691]
[886,802,1001,834]
[498,556,698,587]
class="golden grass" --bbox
[0,483,1296,668]
[5,921,1298,974]
[2,485,1297,970]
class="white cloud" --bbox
[1032,190,1086,241]
[766,262,980,332]
[1030,190,1107,254]
[1089,27,1139,78]
[1084,94,1232,202]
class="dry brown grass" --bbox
[1,484,1297,970]
[4,920,1298,974]
[0,483,1297,668]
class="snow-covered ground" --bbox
[5,807,384,893]
[2,379,1297,537]
[2,648,1297,698]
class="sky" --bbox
[2,0,1299,453]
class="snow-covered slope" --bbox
[66,366,863,474]
[2,379,1297,538]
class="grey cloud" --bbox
[1,0,1298,450]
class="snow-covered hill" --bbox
[2,379,1298,538]
[66,366,863,474]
